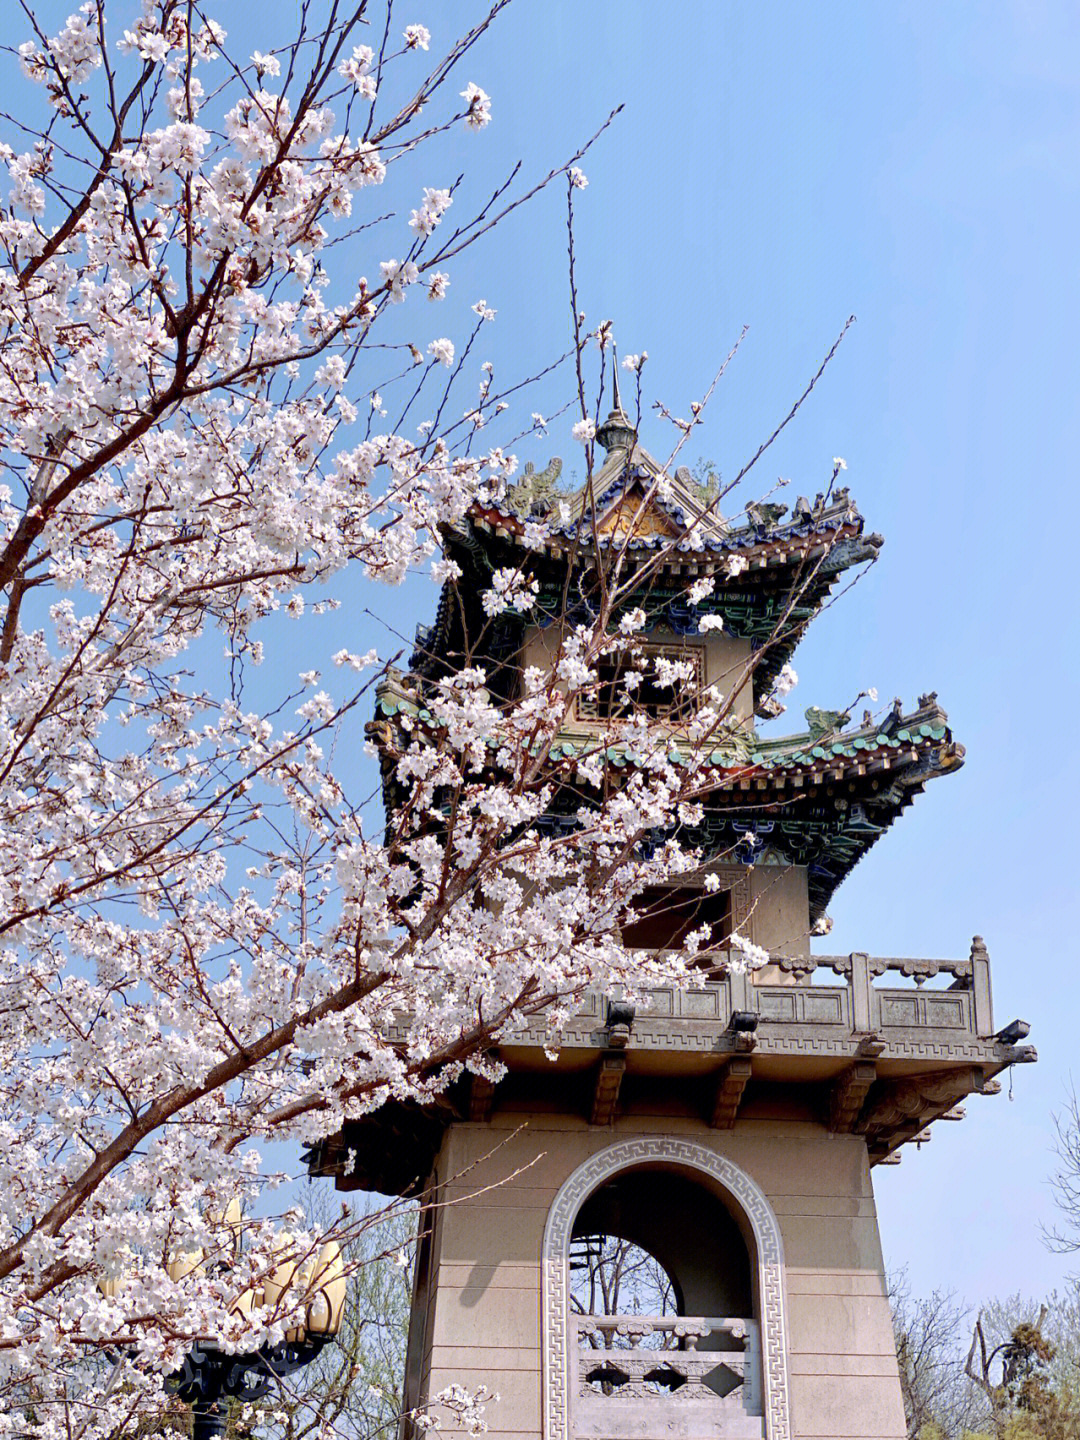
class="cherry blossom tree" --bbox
[0,4,861,1436]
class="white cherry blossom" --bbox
[410,187,453,236]
[428,337,455,367]
[460,82,492,129]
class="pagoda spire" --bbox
[596,350,637,454]
[611,346,625,412]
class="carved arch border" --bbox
[541,1138,791,1440]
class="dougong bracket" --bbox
[710,1056,753,1129]
[829,1061,877,1133]
[590,1053,626,1126]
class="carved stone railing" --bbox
[572,1315,764,1439]
[589,937,999,1050]
[768,952,976,985]
[738,938,993,1039]
[377,939,1025,1070]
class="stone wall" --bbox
[409,1109,906,1440]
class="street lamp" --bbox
[101,1204,348,1440]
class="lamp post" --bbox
[102,1207,348,1440]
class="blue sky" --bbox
[225,0,1080,1304]
[379,0,1078,1304]
[20,0,1077,1305]
[509,0,1080,1307]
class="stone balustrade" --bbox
[573,1314,764,1439]
[729,939,994,1043]
[542,937,1019,1065]
[378,938,1017,1061]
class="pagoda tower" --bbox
[309,393,1035,1440]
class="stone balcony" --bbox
[492,937,1035,1163]
[510,939,1005,1060]
[309,939,1036,1191]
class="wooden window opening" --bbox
[621,885,732,953]
[578,645,704,723]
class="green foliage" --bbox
[976,1294,1080,1440]
[894,1283,1080,1440]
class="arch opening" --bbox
[570,1167,753,1325]
[543,1139,790,1440]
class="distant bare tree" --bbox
[570,1235,677,1323]
[1047,1088,1080,1259]
[889,1272,989,1439]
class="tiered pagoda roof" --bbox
[307,386,1032,1200]
[376,398,963,921]
[416,401,881,708]
[370,666,960,922]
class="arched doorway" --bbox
[543,1140,791,1440]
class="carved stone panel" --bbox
[574,1316,764,1439]
[757,986,848,1026]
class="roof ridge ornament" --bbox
[596,350,637,454]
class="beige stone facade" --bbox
[363,941,1029,1440]
[313,941,1028,1439]
[409,1113,904,1440]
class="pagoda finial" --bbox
[611,345,624,413]
[596,351,637,454]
